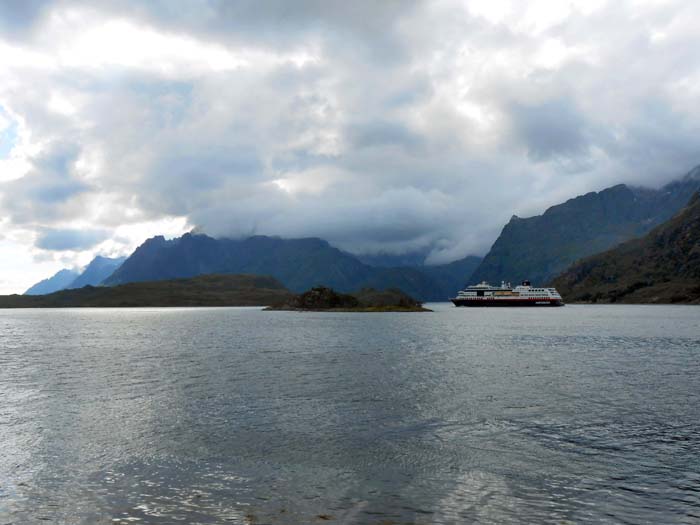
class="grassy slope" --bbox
[472,171,700,286]
[551,193,700,304]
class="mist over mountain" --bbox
[24,269,80,296]
[470,167,700,286]
[105,234,372,290]
[418,256,483,294]
[24,167,700,302]
[4,1,700,297]
[65,256,126,289]
[355,250,432,268]
[23,255,125,295]
[552,192,700,304]
[103,233,480,301]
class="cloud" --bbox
[0,0,699,286]
[345,119,425,151]
[0,141,92,224]
[0,0,50,39]
[35,227,109,251]
[509,98,590,161]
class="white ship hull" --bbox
[451,297,564,307]
[451,280,565,307]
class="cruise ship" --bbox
[451,280,564,307]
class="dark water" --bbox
[1,304,699,524]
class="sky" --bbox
[1,0,700,294]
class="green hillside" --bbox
[551,193,700,304]
[471,168,700,285]
[0,274,293,308]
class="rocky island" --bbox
[265,286,431,312]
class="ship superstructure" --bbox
[451,280,564,307]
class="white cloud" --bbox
[0,0,699,293]
[0,238,66,295]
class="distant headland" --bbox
[0,275,430,311]
[0,274,293,308]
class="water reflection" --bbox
[1,305,699,523]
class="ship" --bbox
[451,280,564,307]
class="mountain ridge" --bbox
[23,167,700,300]
[24,269,80,295]
[24,255,126,295]
[470,166,700,285]
[66,255,126,289]
[551,192,700,303]
[103,233,480,301]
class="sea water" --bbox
[1,304,699,524]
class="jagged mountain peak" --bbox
[102,232,481,301]
[65,255,127,290]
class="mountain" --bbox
[418,256,483,299]
[66,255,126,289]
[105,234,383,290]
[355,250,430,267]
[3,274,293,308]
[470,166,700,285]
[24,255,126,296]
[24,269,80,295]
[551,193,700,303]
[103,233,479,301]
[355,251,482,299]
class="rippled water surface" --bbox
[1,304,699,524]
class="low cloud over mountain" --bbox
[1,1,700,292]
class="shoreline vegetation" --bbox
[0,276,430,311]
[264,286,431,312]
[0,274,294,308]
[551,193,700,304]
[3,271,698,309]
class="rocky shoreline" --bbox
[265,286,431,312]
